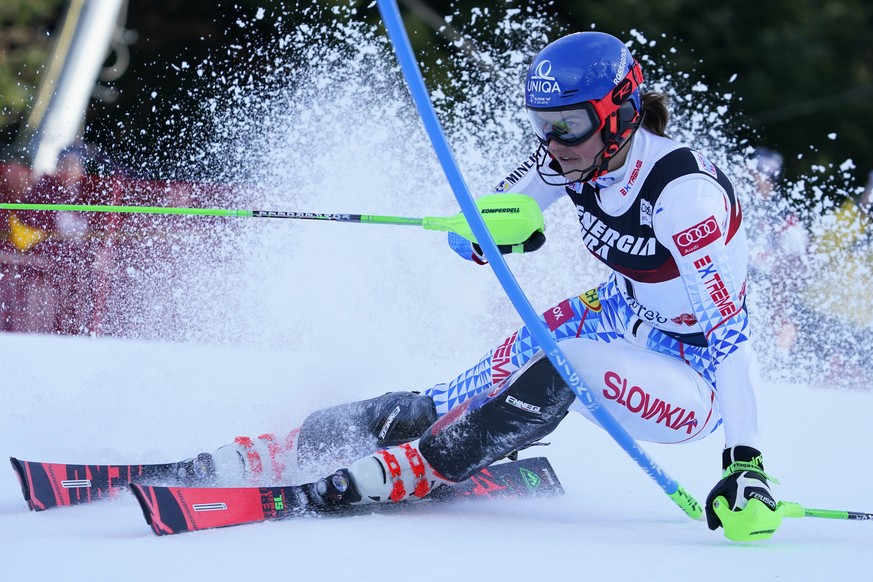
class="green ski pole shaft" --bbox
[0,194,545,246]
[0,203,424,226]
[806,509,873,520]
[778,501,873,521]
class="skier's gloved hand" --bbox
[471,230,546,262]
[705,445,782,541]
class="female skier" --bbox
[211,31,779,539]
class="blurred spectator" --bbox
[745,147,809,356]
[0,157,37,331]
[801,169,873,385]
[1,157,37,251]
[807,170,873,325]
[0,158,34,199]
[751,147,784,199]
[14,145,90,243]
[0,143,214,338]
[9,145,95,334]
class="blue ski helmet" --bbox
[525,32,644,154]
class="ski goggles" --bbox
[526,60,644,146]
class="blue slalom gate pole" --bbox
[376,0,701,519]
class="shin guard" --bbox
[296,391,437,473]
[419,354,576,482]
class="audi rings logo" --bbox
[672,216,721,256]
[676,218,718,246]
[532,60,555,80]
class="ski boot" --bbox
[312,440,448,507]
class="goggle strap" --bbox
[594,60,644,122]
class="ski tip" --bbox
[528,456,564,496]
[9,457,33,507]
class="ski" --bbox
[130,456,563,536]
[9,454,213,511]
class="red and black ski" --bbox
[130,456,563,536]
[9,454,212,511]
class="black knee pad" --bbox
[419,355,576,482]
[297,391,437,471]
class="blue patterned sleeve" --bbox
[447,231,486,264]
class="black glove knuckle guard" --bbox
[472,231,546,256]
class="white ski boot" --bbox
[342,439,448,504]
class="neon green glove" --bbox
[705,446,782,542]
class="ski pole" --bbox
[376,0,702,520]
[0,193,544,246]
[778,501,873,521]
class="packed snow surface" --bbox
[2,332,871,581]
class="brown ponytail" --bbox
[641,92,670,137]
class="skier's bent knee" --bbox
[209,391,438,484]
[419,355,575,481]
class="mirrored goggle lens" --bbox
[527,105,599,145]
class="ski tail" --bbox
[8,457,126,511]
[8,456,190,511]
[10,457,37,510]
[131,456,563,536]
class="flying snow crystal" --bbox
[103,4,868,389]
